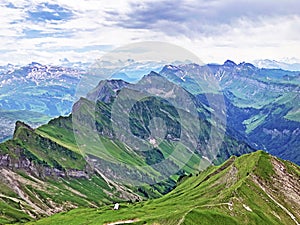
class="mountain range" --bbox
[0,62,83,142]
[0,60,299,224]
[0,59,168,142]
[1,60,299,165]
[253,59,300,71]
[160,61,300,164]
[0,71,256,222]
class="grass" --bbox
[31,175,117,207]
[243,114,268,134]
[0,172,121,224]
[183,209,239,225]
[285,108,300,122]
[0,200,31,224]
[14,125,86,170]
[36,124,80,154]
[254,151,275,180]
[25,151,299,225]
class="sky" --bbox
[1,0,300,66]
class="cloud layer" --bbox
[0,0,299,65]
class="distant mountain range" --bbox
[253,58,300,71]
[160,60,300,164]
[0,60,169,142]
[0,62,84,142]
[1,60,299,164]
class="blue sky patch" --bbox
[22,28,74,39]
[5,2,18,9]
[27,3,73,23]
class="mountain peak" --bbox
[86,79,129,102]
[224,60,237,67]
[13,121,33,139]
[28,62,43,67]
[147,70,161,77]
[160,65,180,73]
[238,61,256,69]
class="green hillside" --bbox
[0,121,140,224]
[26,151,300,225]
[0,75,256,223]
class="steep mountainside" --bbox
[0,121,140,224]
[72,73,254,185]
[1,60,299,165]
[26,151,300,225]
[160,61,300,164]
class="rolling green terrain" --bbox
[25,151,300,225]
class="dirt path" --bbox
[105,219,138,225]
[177,207,197,225]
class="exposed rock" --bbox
[0,153,90,179]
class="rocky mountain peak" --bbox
[223,60,237,67]
[86,79,129,103]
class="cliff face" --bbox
[1,121,89,177]
[0,154,90,179]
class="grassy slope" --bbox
[0,120,135,224]
[13,122,85,170]
[26,151,300,225]
[0,170,123,224]
[224,78,300,164]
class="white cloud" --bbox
[0,0,300,66]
